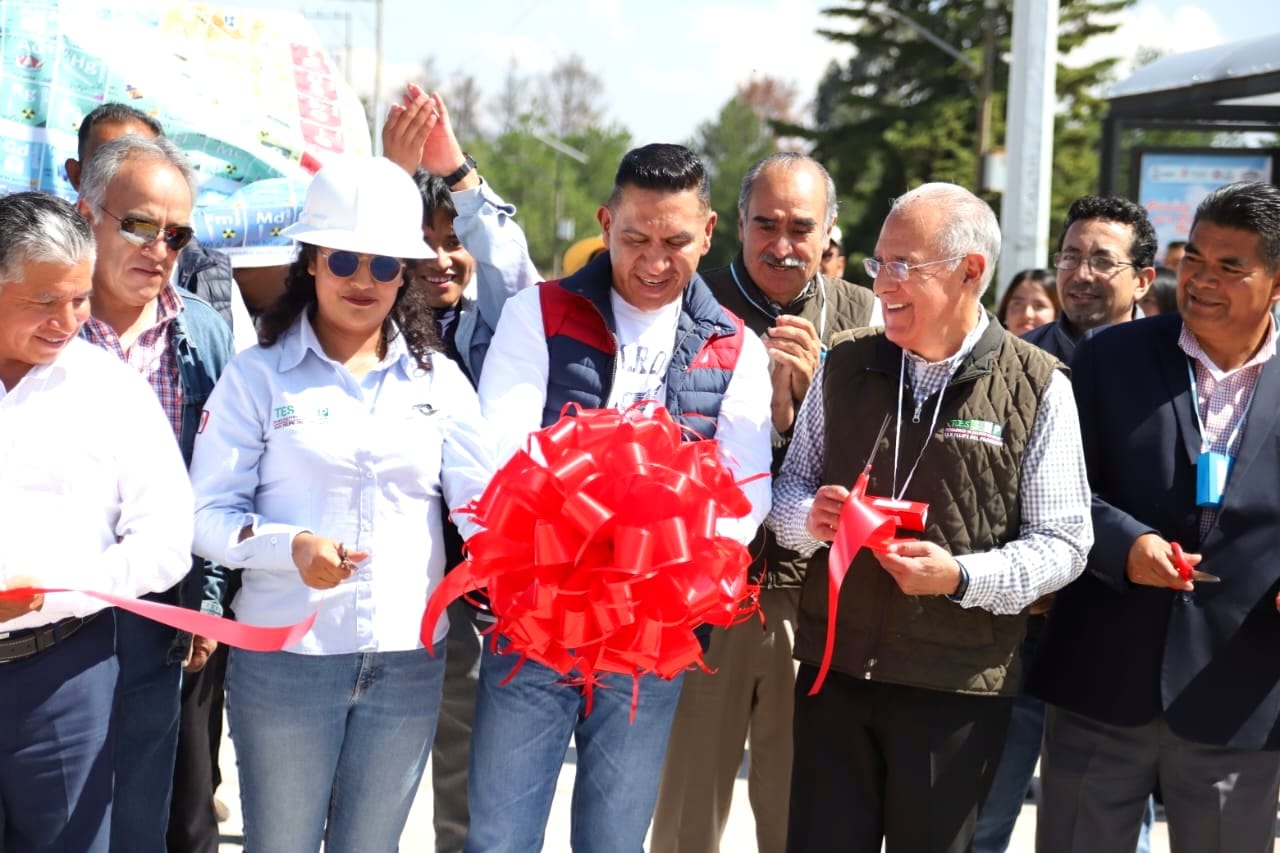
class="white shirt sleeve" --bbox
[476,286,550,464]
[714,329,774,544]
[96,368,196,599]
[955,370,1093,613]
[190,355,306,572]
[435,359,499,541]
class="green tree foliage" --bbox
[805,0,1133,274]
[687,96,778,269]
[471,118,631,274]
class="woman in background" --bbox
[997,268,1059,336]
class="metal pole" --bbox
[997,0,1057,296]
[372,0,384,155]
[976,2,996,190]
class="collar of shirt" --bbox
[903,308,989,406]
[279,310,414,378]
[1177,317,1277,381]
[82,283,185,349]
[730,252,817,317]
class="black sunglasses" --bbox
[99,206,195,251]
[318,249,404,284]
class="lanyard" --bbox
[728,261,828,344]
[892,353,948,500]
[1185,358,1255,455]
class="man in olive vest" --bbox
[653,152,876,853]
[769,182,1093,852]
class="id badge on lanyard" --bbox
[1195,450,1232,508]
[1187,360,1250,509]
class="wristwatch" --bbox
[947,563,970,602]
[443,153,476,188]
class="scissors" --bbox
[1171,541,1220,583]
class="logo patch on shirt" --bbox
[271,404,331,430]
[942,418,1004,447]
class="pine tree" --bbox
[803,0,1134,280]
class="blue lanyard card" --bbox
[1196,450,1233,508]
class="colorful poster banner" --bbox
[1136,150,1273,254]
[0,1,369,262]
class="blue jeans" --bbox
[0,611,118,853]
[226,642,446,853]
[465,644,686,853]
[111,609,183,853]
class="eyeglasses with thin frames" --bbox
[1051,253,1139,277]
[863,255,967,282]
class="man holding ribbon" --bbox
[0,192,194,852]
[469,143,773,852]
[770,181,1092,852]
[1029,182,1280,853]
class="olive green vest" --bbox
[703,255,876,588]
[793,319,1060,696]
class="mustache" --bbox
[759,252,806,269]
[1064,285,1102,299]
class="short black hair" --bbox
[412,168,455,226]
[1165,240,1187,252]
[607,143,710,211]
[78,103,164,159]
[1058,195,1158,269]
[1192,181,1280,272]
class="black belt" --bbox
[0,612,99,664]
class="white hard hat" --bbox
[282,156,434,259]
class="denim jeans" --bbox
[464,644,686,853]
[111,609,183,853]
[226,642,446,853]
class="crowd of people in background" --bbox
[3,80,1280,853]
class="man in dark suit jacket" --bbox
[1029,181,1280,853]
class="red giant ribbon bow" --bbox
[809,473,928,696]
[421,406,761,718]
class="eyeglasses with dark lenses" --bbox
[99,207,195,251]
[318,249,403,284]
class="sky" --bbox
[236,0,1277,144]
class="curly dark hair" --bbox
[1057,195,1158,269]
[257,244,439,370]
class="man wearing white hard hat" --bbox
[188,155,495,851]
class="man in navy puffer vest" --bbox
[469,143,773,853]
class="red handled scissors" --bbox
[1171,541,1221,583]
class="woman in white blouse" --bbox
[189,156,493,853]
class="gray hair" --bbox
[0,192,95,289]
[890,182,1002,295]
[738,152,839,230]
[78,134,198,221]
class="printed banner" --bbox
[0,0,369,262]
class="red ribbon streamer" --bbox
[421,406,760,719]
[0,587,316,652]
[809,473,901,695]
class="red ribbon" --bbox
[0,587,315,652]
[808,473,910,696]
[421,406,759,719]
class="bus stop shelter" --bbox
[1099,32,1280,196]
